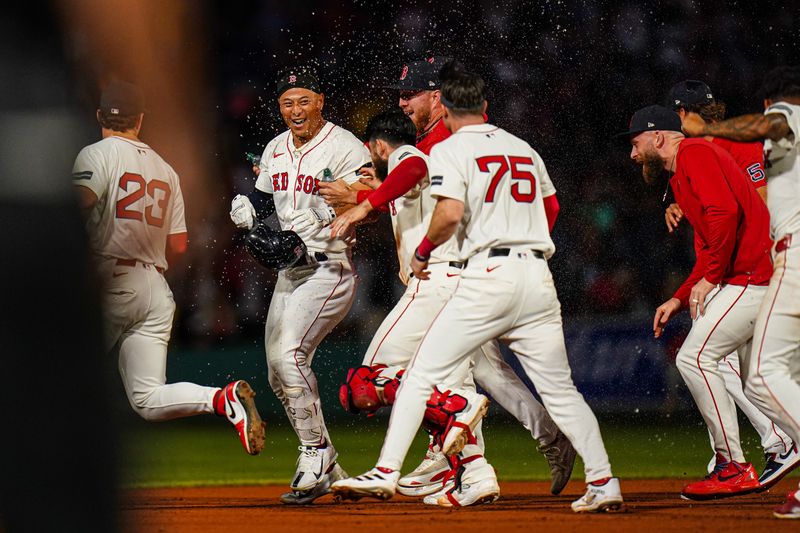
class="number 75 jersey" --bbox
[72,136,186,270]
[429,123,556,262]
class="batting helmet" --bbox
[245,222,307,270]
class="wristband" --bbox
[415,236,437,261]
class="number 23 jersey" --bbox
[72,136,186,270]
[429,123,556,261]
[255,122,370,253]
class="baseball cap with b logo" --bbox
[276,69,321,98]
[385,56,451,90]
[100,81,145,116]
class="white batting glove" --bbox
[230,194,257,229]
[289,206,336,238]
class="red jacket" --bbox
[712,137,766,191]
[415,118,451,155]
[670,139,772,309]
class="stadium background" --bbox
[6,0,800,494]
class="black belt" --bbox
[296,251,329,267]
[488,248,544,259]
[448,261,466,269]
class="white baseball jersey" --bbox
[763,102,800,240]
[255,122,370,253]
[386,144,460,284]
[428,124,556,261]
[72,136,186,270]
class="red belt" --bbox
[115,258,164,273]
[776,234,793,253]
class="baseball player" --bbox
[625,105,772,500]
[681,65,800,519]
[332,67,622,513]
[325,108,575,506]
[72,80,265,455]
[229,70,370,504]
[665,81,797,486]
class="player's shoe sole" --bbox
[280,463,348,505]
[331,469,399,502]
[227,380,266,455]
[442,395,490,457]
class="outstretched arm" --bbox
[682,112,790,142]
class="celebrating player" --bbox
[625,105,772,500]
[229,69,370,504]
[72,80,265,453]
[665,80,797,486]
[332,67,622,513]
[681,65,800,519]
[321,60,576,504]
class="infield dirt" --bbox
[122,478,797,532]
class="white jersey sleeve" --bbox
[428,141,468,202]
[329,130,370,185]
[765,102,799,149]
[537,153,556,198]
[254,137,281,194]
[763,102,800,240]
[72,144,110,200]
[168,170,187,235]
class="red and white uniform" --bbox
[744,102,800,455]
[375,124,613,483]
[669,138,773,463]
[73,136,218,421]
[704,137,791,460]
[362,144,559,448]
[254,122,370,446]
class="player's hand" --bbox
[665,203,684,233]
[289,207,336,240]
[410,255,430,280]
[358,174,381,190]
[330,202,372,238]
[681,112,707,137]
[230,194,257,229]
[689,278,716,320]
[318,180,357,208]
[252,165,261,176]
[653,298,681,339]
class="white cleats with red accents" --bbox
[331,467,400,501]
[571,477,623,513]
[217,380,265,455]
[441,391,490,457]
[423,457,499,508]
[397,447,453,497]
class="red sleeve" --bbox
[673,233,710,309]
[367,155,428,209]
[543,194,559,232]
[356,189,388,213]
[682,146,739,285]
[735,141,767,190]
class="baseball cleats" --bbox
[423,456,499,508]
[215,380,266,456]
[571,477,623,513]
[290,444,339,492]
[331,467,400,501]
[774,490,800,519]
[757,444,800,492]
[538,430,577,495]
[441,391,490,457]
[680,458,760,500]
[397,447,453,497]
[280,463,348,505]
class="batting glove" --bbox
[230,194,257,229]
[289,206,336,237]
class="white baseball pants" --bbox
[377,250,612,482]
[675,283,767,463]
[363,262,560,447]
[744,239,800,447]
[100,257,218,421]
[265,254,357,446]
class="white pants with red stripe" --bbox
[376,250,612,482]
[265,254,357,446]
[363,261,560,448]
[99,257,218,421]
[743,240,800,448]
[675,283,768,463]
[713,353,792,457]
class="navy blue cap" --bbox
[668,80,715,109]
[385,57,451,90]
[100,81,145,116]
[276,69,321,98]
[617,105,682,137]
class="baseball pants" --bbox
[377,249,612,482]
[364,261,559,448]
[744,238,800,447]
[265,253,357,446]
[100,257,218,421]
[675,283,767,463]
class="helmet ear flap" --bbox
[245,222,307,269]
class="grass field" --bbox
[120,414,798,488]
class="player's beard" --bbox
[374,157,389,179]
[641,149,666,185]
